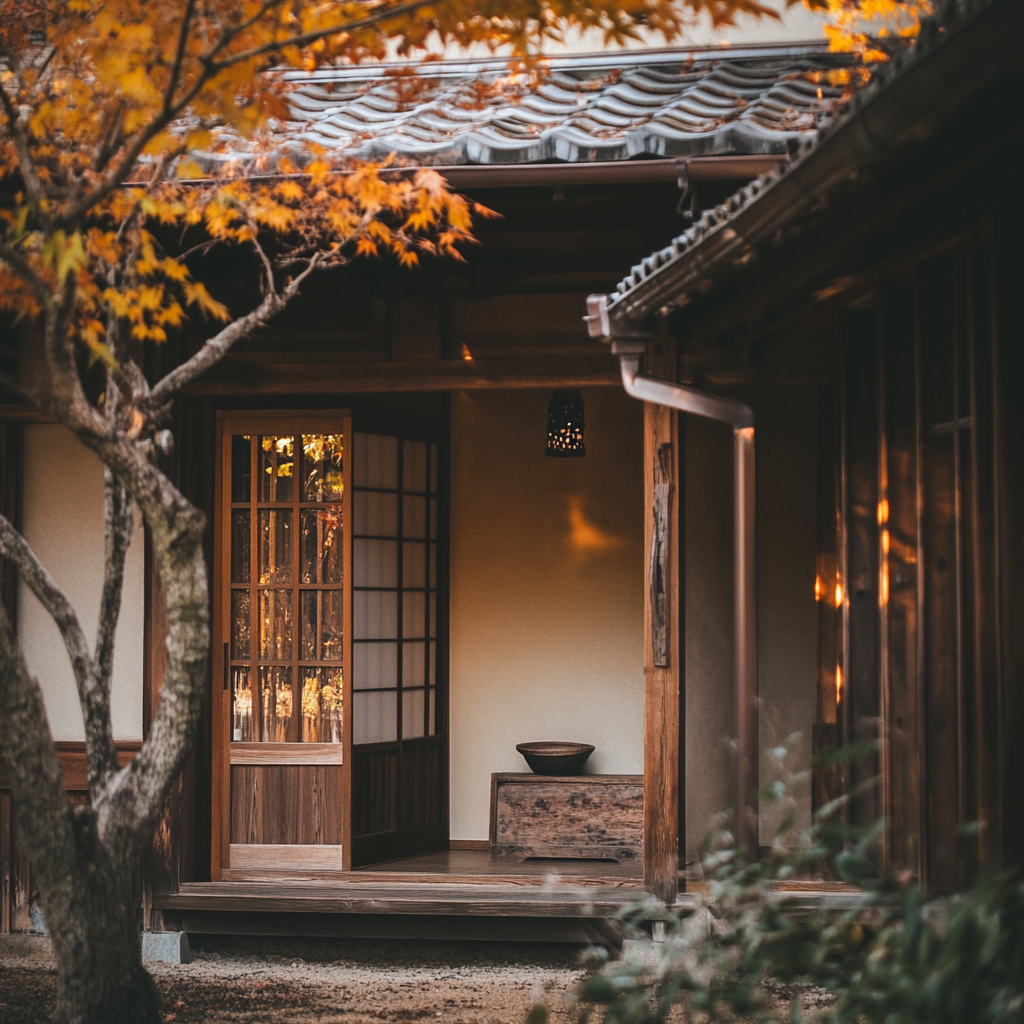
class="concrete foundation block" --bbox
[141,930,192,964]
[620,938,662,969]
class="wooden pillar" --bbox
[643,345,681,904]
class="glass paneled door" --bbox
[214,411,353,876]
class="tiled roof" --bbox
[267,43,849,166]
[591,0,1010,331]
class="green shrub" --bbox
[555,748,1024,1024]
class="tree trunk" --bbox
[40,806,160,1024]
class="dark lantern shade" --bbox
[545,389,585,457]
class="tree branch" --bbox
[144,254,321,410]
[207,0,437,72]
[95,469,134,702]
[0,515,118,795]
[0,239,54,310]
[164,0,198,118]
[0,76,51,216]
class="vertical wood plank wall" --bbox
[832,228,1021,887]
[643,336,681,904]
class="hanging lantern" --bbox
[546,389,585,457]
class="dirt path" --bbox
[0,937,590,1024]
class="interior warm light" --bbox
[834,581,844,608]
[877,498,889,524]
[882,529,890,554]
[836,665,843,702]
[815,575,824,601]
[460,342,473,362]
[568,495,624,553]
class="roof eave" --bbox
[589,0,1024,340]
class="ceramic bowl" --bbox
[515,741,595,776]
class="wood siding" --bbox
[831,233,1016,889]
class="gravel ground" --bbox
[0,936,591,1024]
[0,936,835,1023]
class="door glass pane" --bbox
[428,688,436,735]
[429,444,438,495]
[231,435,251,503]
[429,592,436,637]
[301,434,345,502]
[259,436,295,502]
[231,510,250,583]
[403,687,425,739]
[353,538,398,588]
[301,508,343,584]
[354,690,397,745]
[319,591,344,661]
[259,666,293,742]
[300,590,317,661]
[259,590,293,660]
[229,421,349,749]
[231,590,251,660]
[231,667,254,742]
[258,509,293,583]
[429,640,436,685]
[301,667,344,743]
[429,498,438,541]
[353,642,397,689]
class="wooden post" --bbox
[643,389,680,905]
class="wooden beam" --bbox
[183,355,620,395]
[643,337,681,905]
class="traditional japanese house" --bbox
[2,0,1021,944]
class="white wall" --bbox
[448,388,645,840]
[19,425,145,741]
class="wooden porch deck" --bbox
[150,852,861,942]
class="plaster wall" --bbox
[685,387,818,856]
[448,388,645,841]
[19,424,145,741]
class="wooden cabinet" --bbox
[489,773,643,863]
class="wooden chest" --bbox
[489,773,644,862]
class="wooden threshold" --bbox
[220,868,641,887]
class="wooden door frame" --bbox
[211,409,354,879]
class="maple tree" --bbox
[0,1,819,1021]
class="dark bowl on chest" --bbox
[516,741,595,776]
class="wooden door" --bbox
[350,430,448,866]
[213,411,353,876]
